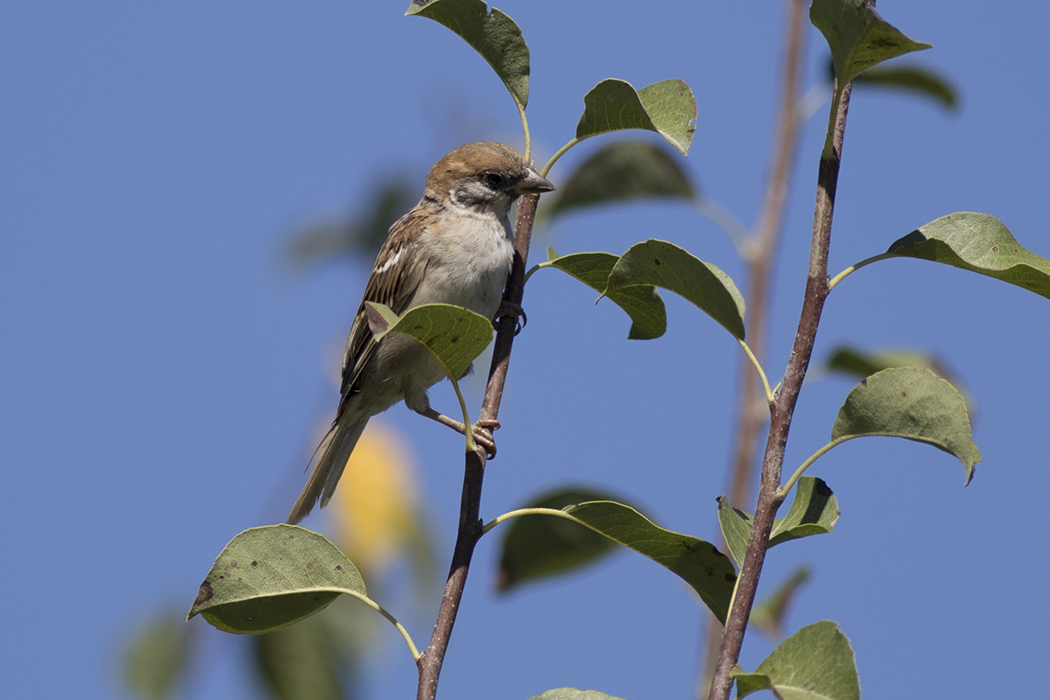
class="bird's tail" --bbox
[287,413,369,524]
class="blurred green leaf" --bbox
[253,614,349,700]
[286,180,416,267]
[811,0,931,84]
[123,611,191,700]
[605,239,746,340]
[544,248,666,340]
[406,0,530,110]
[558,501,736,624]
[852,63,958,109]
[366,302,494,380]
[750,566,812,640]
[885,212,1050,299]
[497,488,625,592]
[187,525,367,634]
[529,690,627,700]
[717,477,838,568]
[576,79,696,154]
[832,368,981,485]
[732,621,860,700]
[547,141,696,216]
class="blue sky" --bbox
[3,2,1049,699]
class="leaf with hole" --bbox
[556,500,736,623]
[732,621,860,700]
[544,248,666,340]
[366,302,494,381]
[576,79,696,154]
[885,212,1050,300]
[811,0,931,84]
[187,525,368,634]
[832,367,981,485]
[605,240,746,340]
[406,0,530,110]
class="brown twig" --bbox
[415,193,542,700]
[698,2,808,695]
[707,80,853,700]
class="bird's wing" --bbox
[337,206,434,405]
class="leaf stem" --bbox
[449,377,475,453]
[542,137,583,178]
[737,339,775,404]
[827,252,895,290]
[518,102,532,162]
[348,592,421,662]
[480,506,575,535]
[777,440,840,499]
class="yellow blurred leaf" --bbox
[329,421,421,576]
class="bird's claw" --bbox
[495,301,527,336]
[471,419,501,459]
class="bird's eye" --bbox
[484,172,504,188]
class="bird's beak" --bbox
[516,168,555,195]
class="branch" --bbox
[707,79,854,700]
[415,193,542,700]
[699,0,808,695]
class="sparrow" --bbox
[288,142,554,524]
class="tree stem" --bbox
[707,79,853,700]
[699,0,807,695]
[415,193,542,700]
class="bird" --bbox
[287,142,554,524]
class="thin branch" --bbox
[415,193,543,700]
[707,78,854,700]
[699,0,807,696]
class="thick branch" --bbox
[415,193,542,700]
[707,81,853,700]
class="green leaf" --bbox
[406,0,530,110]
[605,240,746,340]
[832,367,981,485]
[497,488,623,592]
[750,566,812,640]
[366,302,494,380]
[733,621,860,700]
[559,501,736,624]
[811,0,931,85]
[715,497,752,569]
[187,525,368,634]
[576,79,696,154]
[122,611,190,700]
[544,248,666,340]
[825,345,977,423]
[769,477,840,546]
[547,141,697,217]
[852,63,958,109]
[717,478,838,567]
[885,212,1050,300]
[529,690,627,700]
[253,615,347,700]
